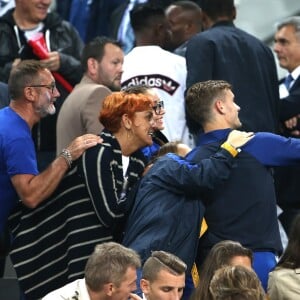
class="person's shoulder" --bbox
[156,47,186,66]
[165,49,185,62]
[0,7,14,21]
[0,8,15,28]
[45,11,78,32]
[88,84,111,94]
[75,80,111,94]
[188,28,220,46]
[42,279,84,300]
[44,11,62,28]
[83,85,111,107]
[235,26,270,47]
[270,267,300,279]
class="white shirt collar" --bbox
[290,65,300,81]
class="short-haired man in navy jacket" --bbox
[185,80,300,291]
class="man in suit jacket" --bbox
[273,16,300,236]
[56,36,124,154]
[274,16,300,123]
[185,0,280,135]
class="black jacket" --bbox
[0,9,84,152]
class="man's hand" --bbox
[284,115,300,137]
[40,51,60,71]
[66,134,103,161]
[12,58,21,68]
[12,134,102,208]
[227,130,254,149]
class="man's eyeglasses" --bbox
[27,82,56,94]
[153,100,164,115]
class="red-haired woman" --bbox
[8,92,154,299]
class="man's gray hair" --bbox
[276,16,300,35]
[85,242,141,292]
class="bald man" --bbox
[165,1,202,56]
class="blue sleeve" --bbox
[242,132,300,166]
[148,150,235,194]
[141,142,160,162]
[5,137,38,176]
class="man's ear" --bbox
[215,99,225,114]
[140,279,150,294]
[103,282,114,296]
[87,57,99,76]
[24,87,35,102]
[122,114,132,130]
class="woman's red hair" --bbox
[99,92,152,133]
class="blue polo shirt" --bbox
[0,107,38,232]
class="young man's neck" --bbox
[203,120,230,133]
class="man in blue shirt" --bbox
[0,60,100,252]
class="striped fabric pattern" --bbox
[8,130,146,299]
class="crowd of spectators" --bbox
[1,0,300,300]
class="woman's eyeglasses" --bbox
[153,100,164,115]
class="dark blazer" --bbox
[279,76,300,121]
[0,82,9,109]
[186,21,280,134]
[275,75,300,235]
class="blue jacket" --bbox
[191,128,300,262]
[123,149,237,272]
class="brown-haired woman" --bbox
[190,240,254,300]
